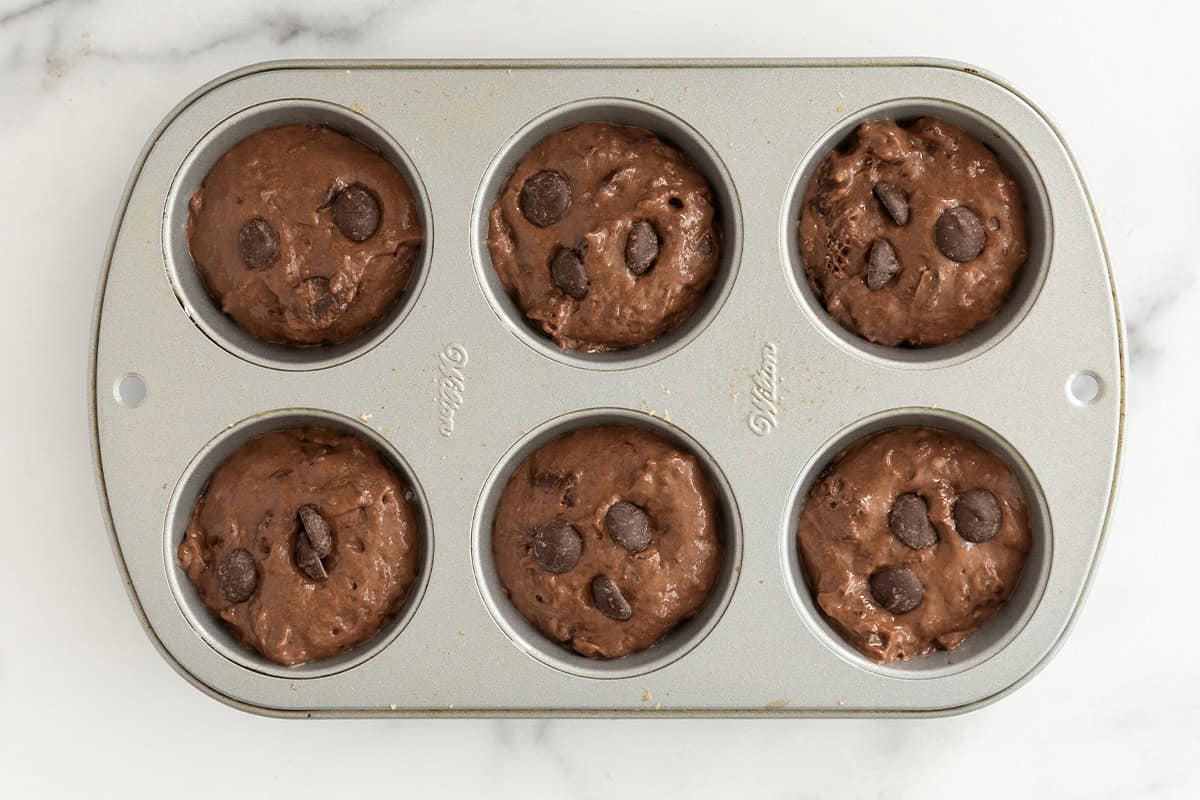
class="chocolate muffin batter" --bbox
[796,428,1031,664]
[187,124,423,346]
[493,426,723,658]
[487,123,721,352]
[799,118,1028,346]
[178,427,422,666]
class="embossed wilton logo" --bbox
[747,342,780,436]
[436,343,468,437]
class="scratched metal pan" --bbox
[89,59,1124,717]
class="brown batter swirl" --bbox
[799,118,1028,346]
[487,123,721,352]
[178,427,422,667]
[187,124,423,346]
[493,426,723,658]
[796,428,1031,664]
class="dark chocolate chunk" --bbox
[332,184,381,242]
[888,493,937,549]
[550,248,588,299]
[625,221,660,276]
[873,182,910,226]
[592,575,632,621]
[530,519,582,574]
[295,534,328,581]
[519,170,571,227]
[217,548,258,603]
[604,500,652,553]
[869,566,924,614]
[866,238,901,290]
[238,218,279,269]
[297,504,332,558]
[935,206,986,262]
[699,232,716,259]
[295,277,350,326]
[953,489,1002,543]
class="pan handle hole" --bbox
[1067,371,1101,406]
[113,373,147,408]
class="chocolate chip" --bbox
[888,493,937,549]
[869,566,924,614]
[935,206,986,262]
[295,534,328,581]
[295,277,350,326]
[592,575,632,621]
[216,548,258,603]
[625,221,660,276]
[873,182,909,226]
[604,500,652,553]
[550,248,588,299]
[297,504,332,558]
[238,218,279,269]
[699,232,716,259]
[332,184,381,242]
[953,489,1002,543]
[866,239,901,290]
[529,519,582,574]
[519,170,571,227]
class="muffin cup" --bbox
[163,408,434,679]
[162,98,434,371]
[782,407,1053,679]
[471,97,743,371]
[471,407,743,679]
[782,97,1053,369]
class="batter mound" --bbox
[798,117,1028,346]
[796,427,1031,664]
[492,425,723,658]
[487,122,721,352]
[187,124,424,346]
[178,427,422,666]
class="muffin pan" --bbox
[90,59,1124,717]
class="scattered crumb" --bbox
[641,688,652,702]
[161,482,168,490]
[731,391,741,400]
[389,703,397,711]
[350,103,366,113]
[654,703,661,710]
[757,579,764,585]
[506,68,512,75]
[359,412,373,422]
[765,698,790,709]
[390,368,397,373]
[457,630,464,637]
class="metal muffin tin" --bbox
[90,59,1124,717]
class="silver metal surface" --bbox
[90,59,1125,717]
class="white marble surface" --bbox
[2,0,1197,796]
